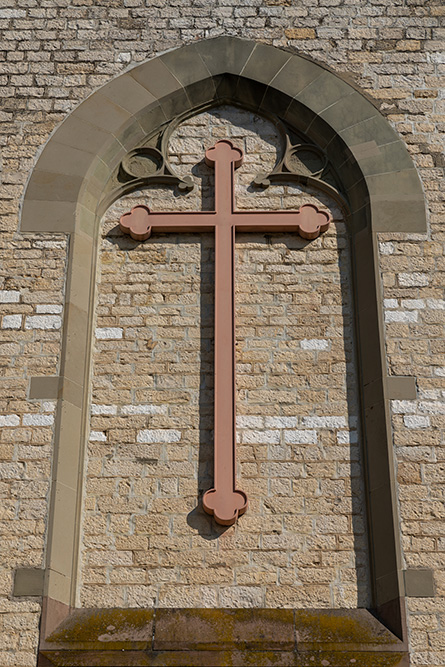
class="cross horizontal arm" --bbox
[233,205,331,239]
[119,206,217,240]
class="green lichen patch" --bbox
[41,608,407,666]
[46,608,154,650]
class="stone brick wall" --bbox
[0,2,443,666]
[0,237,67,666]
[379,230,445,665]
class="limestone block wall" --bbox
[0,237,67,665]
[379,230,445,664]
[0,2,443,666]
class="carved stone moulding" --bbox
[105,105,349,218]
[116,139,193,197]
[252,134,349,215]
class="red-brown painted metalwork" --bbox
[119,140,331,526]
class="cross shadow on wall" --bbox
[187,165,371,607]
[183,160,371,614]
[194,224,370,605]
[190,225,371,609]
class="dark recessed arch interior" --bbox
[92,87,406,638]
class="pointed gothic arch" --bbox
[20,37,426,663]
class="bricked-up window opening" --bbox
[84,107,370,611]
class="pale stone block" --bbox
[242,429,280,444]
[236,416,264,428]
[95,327,123,339]
[117,52,132,63]
[0,9,26,17]
[265,416,298,428]
[91,404,117,415]
[25,315,62,330]
[426,298,445,310]
[302,416,347,428]
[121,404,167,415]
[35,304,63,314]
[384,298,398,308]
[431,52,445,63]
[418,401,445,415]
[137,429,182,443]
[300,338,330,350]
[391,400,418,414]
[0,415,20,427]
[337,430,358,444]
[42,401,56,413]
[0,290,20,303]
[89,431,107,441]
[398,272,429,287]
[418,389,441,400]
[385,310,418,323]
[402,299,425,309]
[404,415,431,429]
[379,242,395,255]
[284,429,317,444]
[23,414,54,426]
[2,315,22,329]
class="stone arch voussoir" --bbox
[21,37,426,238]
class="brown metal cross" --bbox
[120,140,331,526]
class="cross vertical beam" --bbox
[205,222,247,524]
[202,142,248,524]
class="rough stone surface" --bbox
[0,3,443,666]
[380,227,445,667]
[2,314,22,329]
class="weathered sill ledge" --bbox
[39,607,408,666]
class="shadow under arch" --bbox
[20,36,427,661]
